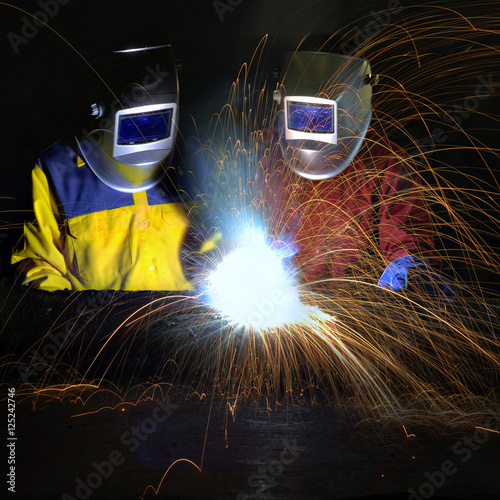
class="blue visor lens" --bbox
[288,103,334,133]
[118,109,172,144]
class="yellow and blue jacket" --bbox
[11,141,214,292]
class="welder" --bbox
[262,39,453,304]
[11,43,213,292]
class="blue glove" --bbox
[378,255,424,291]
[272,239,300,261]
[378,255,454,307]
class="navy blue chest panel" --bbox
[39,142,173,220]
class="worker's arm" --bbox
[376,150,453,305]
[376,152,437,265]
[11,165,74,291]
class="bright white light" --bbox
[206,231,305,329]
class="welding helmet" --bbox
[76,44,179,193]
[274,51,377,180]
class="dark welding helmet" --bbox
[274,51,376,180]
[76,44,179,193]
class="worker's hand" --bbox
[378,255,424,291]
[271,238,300,261]
[199,230,223,255]
[378,255,454,310]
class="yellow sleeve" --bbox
[11,165,74,291]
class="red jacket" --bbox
[257,135,437,289]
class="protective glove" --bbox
[378,255,454,308]
[272,239,300,261]
[181,218,223,288]
[199,230,223,254]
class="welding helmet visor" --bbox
[276,51,374,180]
[76,44,179,193]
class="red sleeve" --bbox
[374,144,438,265]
